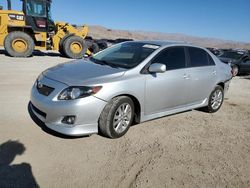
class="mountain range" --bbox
[88,25,250,49]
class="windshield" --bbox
[26,0,47,17]
[218,51,243,60]
[90,42,159,69]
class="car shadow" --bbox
[239,75,250,80]
[0,140,39,188]
[0,48,66,58]
[27,102,89,139]
[32,50,63,57]
[0,49,7,55]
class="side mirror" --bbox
[149,63,166,73]
[0,6,3,10]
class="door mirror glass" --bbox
[149,63,166,73]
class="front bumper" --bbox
[30,76,107,136]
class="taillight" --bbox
[36,20,46,28]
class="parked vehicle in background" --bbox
[207,47,222,56]
[85,37,133,53]
[104,38,134,47]
[218,49,250,76]
[30,41,232,138]
[85,36,108,53]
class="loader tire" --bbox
[59,47,66,57]
[63,36,87,59]
[4,31,34,57]
[58,34,73,57]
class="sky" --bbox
[5,0,250,43]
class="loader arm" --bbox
[52,22,88,51]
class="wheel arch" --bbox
[7,26,34,40]
[216,82,225,90]
[111,94,141,124]
[6,27,44,47]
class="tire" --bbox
[63,36,87,59]
[4,31,34,57]
[232,65,239,77]
[204,85,224,113]
[59,46,66,57]
[97,41,108,50]
[58,34,73,57]
[90,42,99,54]
[99,96,135,138]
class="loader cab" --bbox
[22,0,55,32]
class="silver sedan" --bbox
[30,41,232,138]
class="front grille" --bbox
[31,103,46,119]
[37,82,54,96]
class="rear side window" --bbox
[151,47,186,70]
[208,55,215,65]
[188,47,214,67]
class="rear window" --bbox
[188,47,213,67]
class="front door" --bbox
[144,47,189,115]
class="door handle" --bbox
[183,74,190,79]
[212,71,217,75]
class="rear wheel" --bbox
[4,31,34,57]
[63,36,87,59]
[204,85,224,113]
[99,96,134,138]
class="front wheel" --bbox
[63,36,87,59]
[99,96,135,138]
[204,85,224,113]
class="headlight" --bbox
[58,86,102,100]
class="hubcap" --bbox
[70,42,82,54]
[12,39,27,53]
[113,103,132,134]
[211,90,223,110]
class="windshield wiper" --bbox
[90,57,120,69]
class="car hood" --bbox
[42,60,126,86]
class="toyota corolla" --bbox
[30,41,232,138]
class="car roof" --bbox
[127,40,188,47]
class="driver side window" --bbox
[151,47,186,70]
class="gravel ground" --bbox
[0,49,250,188]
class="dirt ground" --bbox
[0,49,250,188]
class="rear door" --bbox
[185,47,217,104]
[144,47,189,115]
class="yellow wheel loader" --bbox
[0,0,90,58]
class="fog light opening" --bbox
[62,116,76,125]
